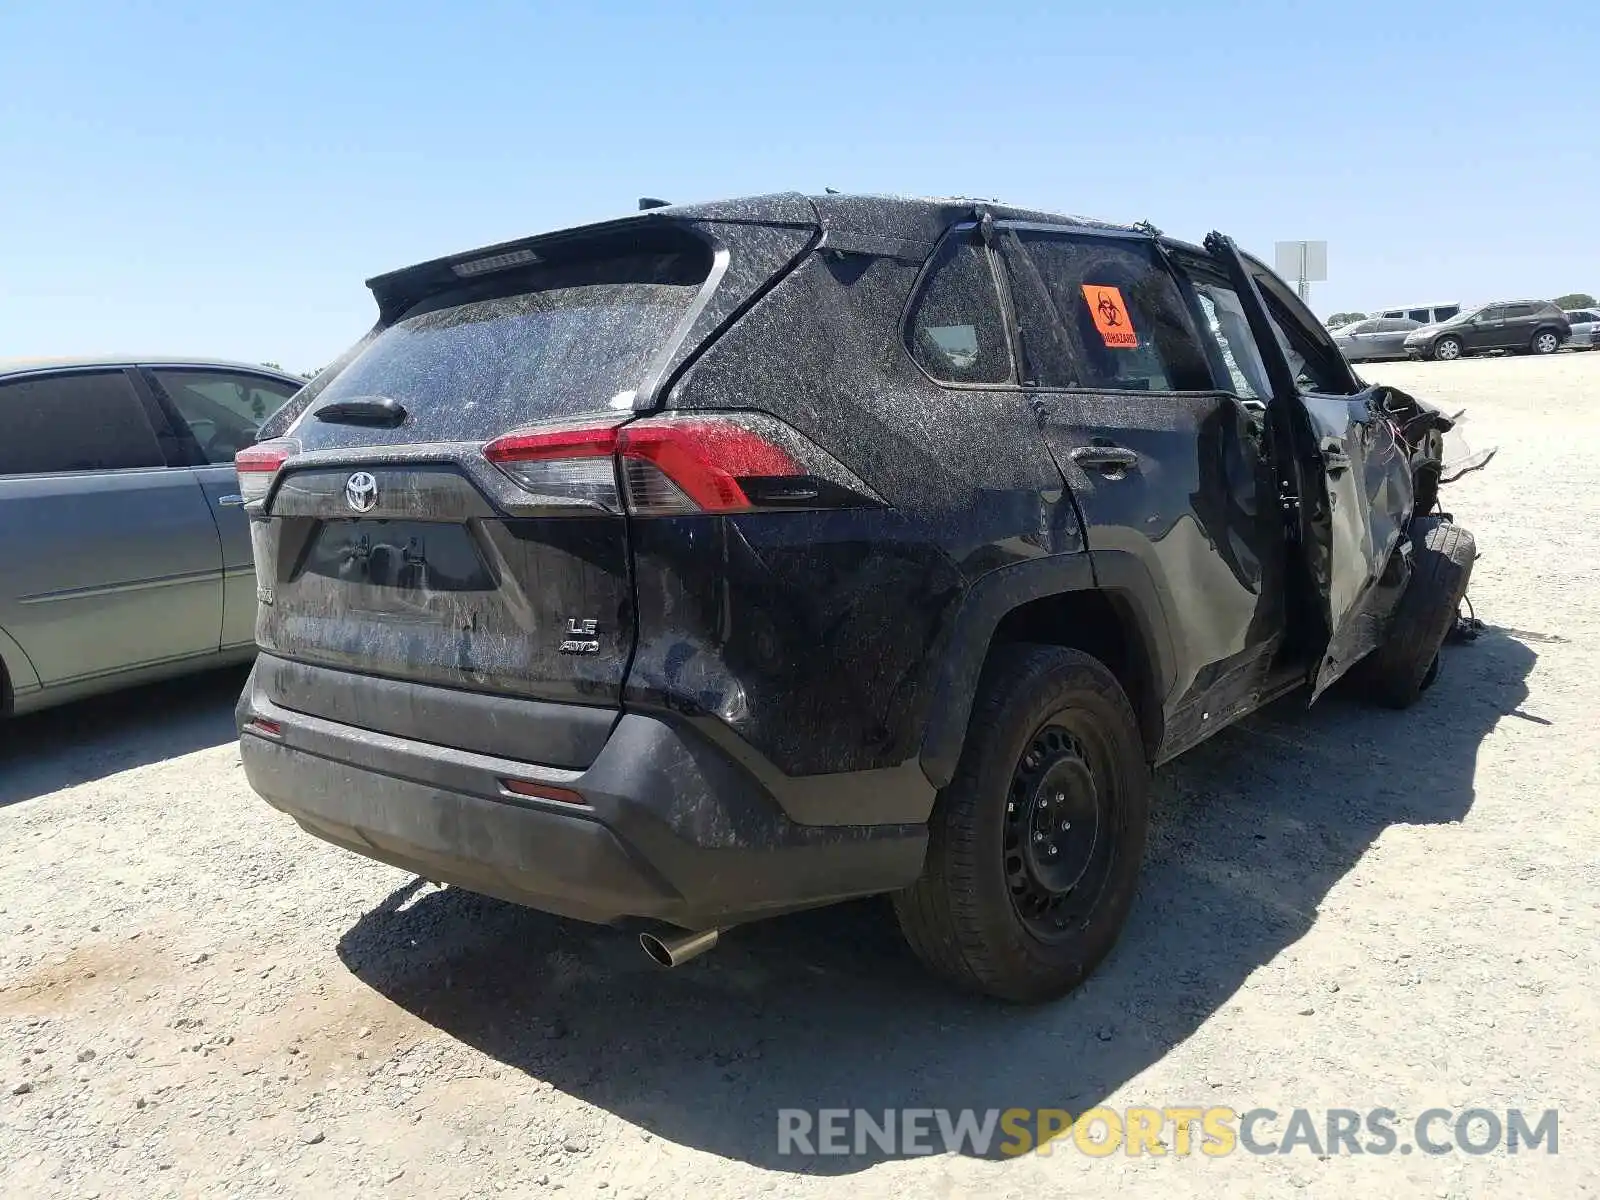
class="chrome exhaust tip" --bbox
[639,927,719,968]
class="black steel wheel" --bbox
[1003,722,1119,939]
[895,645,1150,1003]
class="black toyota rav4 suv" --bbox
[236,193,1474,1002]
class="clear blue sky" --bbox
[2,0,1594,372]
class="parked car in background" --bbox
[1333,317,1421,361]
[1378,302,1461,325]
[0,357,303,716]
[1404,302,1570,360]
[1563,309,1598,349]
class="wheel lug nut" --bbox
[1055,792,1065,802]
[1060,820,1071,831]
[1047,845,1058,856]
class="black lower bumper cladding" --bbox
[237,659,927,930]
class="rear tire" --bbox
[1532,329,1561,355]
[1360,517,1476,709]
[1432,336,1463,362]
[894,645,1150,1003]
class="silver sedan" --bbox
[1333,317,1423,362]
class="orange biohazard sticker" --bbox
[1081,285,1139,349]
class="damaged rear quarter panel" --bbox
[634,248,1085,779]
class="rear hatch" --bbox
[241,211,817,737]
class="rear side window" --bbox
[309,249,710,440]
[1436,306,1460,320]
[152,370,300,464]
[0,371,165,476]
[1407,309,1430,323]
[998,229,1213,392]
[904,230,1012,384]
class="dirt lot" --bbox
[3,353,1599,1199]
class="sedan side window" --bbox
[151,370,301,464]
[0,371,166,476]
[904,230,1013,385]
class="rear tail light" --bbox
[234,439,299,507]
[482,418,627,510]
[483,413,877,516]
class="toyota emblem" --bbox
[345,471,378,513]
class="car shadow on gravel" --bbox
[337,631,1536,1173]
[0,664,249,807]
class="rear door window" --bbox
[998,228,1214,392]
[303,248,711,445]
[904,229,1012,384]
[1407,309,1430,323]
[0,371,166,475]
[151,370,301,463]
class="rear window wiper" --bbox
[312,395,408,428]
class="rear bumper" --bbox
[236,658,929,929]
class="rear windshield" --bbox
[304,250,708,443]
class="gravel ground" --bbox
[3,353,1598,1199]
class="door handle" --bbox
[218,493,246,507]
[1069,445,1140,473]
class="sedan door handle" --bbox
[1069,445,1140,473]
[218,493,246,507]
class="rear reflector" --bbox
[500,778,587,805]
[234,440,298,507]
[244,717,283,738]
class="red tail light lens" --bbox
[234,440,298,507]
[483,413,877,516]
[617,419,800,513]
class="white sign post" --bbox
[1273,240,1328,304]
